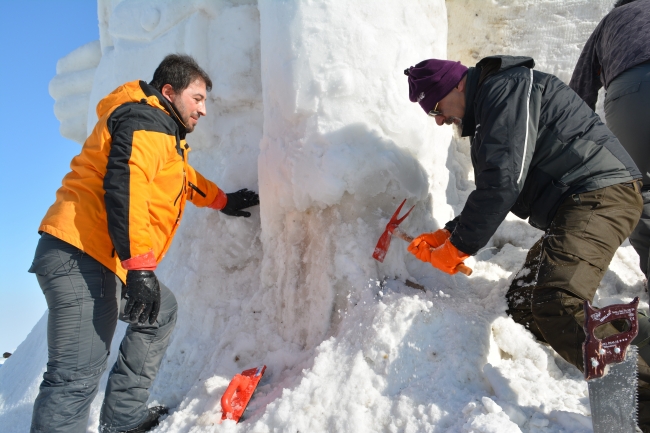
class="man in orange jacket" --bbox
[28,54,259,433]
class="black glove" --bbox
[123,270,161,325]
[220,188,260,217]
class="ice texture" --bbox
[2,1,647,432]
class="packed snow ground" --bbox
[1,1,647,432]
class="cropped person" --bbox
[570,0,650,283]
[29,54,259,433]
[404,56,648,431]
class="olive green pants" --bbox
[505,183,649,430]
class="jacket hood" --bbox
[461,56,536,137]
[95,80,188,137]
[476,56,535,85]
[96,80,161,118]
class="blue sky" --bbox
[0,1,99,352]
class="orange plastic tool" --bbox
[372,199,472,275]
[221,365,266,423]
[373,199,414,263]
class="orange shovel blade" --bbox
[221,365,266,423]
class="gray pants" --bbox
[629,190,650,280]
[28,233,177,433]
[605,61,650,279]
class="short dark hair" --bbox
[614,0,639,7]
[150,54,212,93]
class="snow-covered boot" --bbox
[119,406,168,433]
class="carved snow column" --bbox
[257,0,452,349]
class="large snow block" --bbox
[257,0,452,349]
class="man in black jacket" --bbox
[570,0,650,283]
[404,56,647,430]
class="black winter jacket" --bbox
[446,56,641,256]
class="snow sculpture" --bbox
[256,0,451,349]
[48,40,101,143]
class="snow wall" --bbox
[2,1,647,432]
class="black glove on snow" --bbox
[220,188,260,217]
[123,270,161,325]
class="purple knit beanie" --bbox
[404,59,468,114]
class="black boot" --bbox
[120,406,168,433]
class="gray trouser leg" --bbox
[629,190,650,279]
[605,62,650,279]
[604,61,650,188]
[29,234,120,433]
[99,281,177,432]
[29,233,177,433]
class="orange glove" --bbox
[407,229,451,263]
[409,234,469,275]
[428,239,470,274]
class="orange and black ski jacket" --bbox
[39,80,222,283]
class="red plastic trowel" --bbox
[221,365,266,423]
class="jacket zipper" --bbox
[163,143,189,257]
[174,187,183,206]
[174,149,187,224]
[174,145,189,206]
[188,182,206,197]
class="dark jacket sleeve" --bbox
[450,70,538,255]
[569,21,604,110]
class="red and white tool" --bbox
[221,365,266,423]
[583,298,639,433]
[372,199,472,275]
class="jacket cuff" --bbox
[208,189,228,210]
[444,217,459,233]
[446,239,470,260]
[449,235,473,256]
[121,250,157,271]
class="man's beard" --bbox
[183,115,196,133]
[170,100,197,133]
[446,116,463,137]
